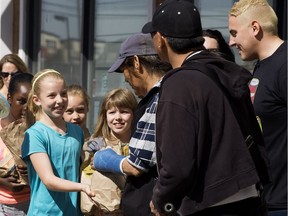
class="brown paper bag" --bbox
[0,120,29,185]
[80,159,97,215]
[0,140,15,177]
[80,163,125,215]
[80,141,126,215]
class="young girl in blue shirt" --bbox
[21,69,94,216]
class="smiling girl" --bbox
[63,84,90,141]
[82,88,137,215]
[21,69,94,216]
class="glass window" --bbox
[89,0,152,131]
[40,0,82,85]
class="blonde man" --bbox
[229,1,287,215]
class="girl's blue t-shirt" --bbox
[22,121,84,216]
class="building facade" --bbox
[0,0,286,132]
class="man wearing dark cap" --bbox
[142,0,270,215]
[91,32,171,216]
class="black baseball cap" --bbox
[142,0,202,38]
[108,33,157,73]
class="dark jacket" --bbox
[153,51,269,215]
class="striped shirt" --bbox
[127,81,161,172]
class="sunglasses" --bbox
[0,71,20,78]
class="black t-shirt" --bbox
[252,41,287,209]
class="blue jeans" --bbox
[268,210,287,216]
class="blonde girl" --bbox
[21,69,94,216]
[63,84,91,141]
[83,88,137,215]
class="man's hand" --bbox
[150,201,166,216]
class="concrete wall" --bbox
[0,0,27,62]
[0,0,13,57]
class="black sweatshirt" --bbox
[153,51,269,215]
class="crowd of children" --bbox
[0,0,286,215]
[0,66,138,216]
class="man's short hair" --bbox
[229,0,278,35]
[120,55,171,77]
[165,36,205,54]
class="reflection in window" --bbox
[40,0,82,85]
[90,0,151,130]
[46,40,56,48]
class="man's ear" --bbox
[155,32,166,48]
[133,55,141,72]
[251,21,261,36]
[132,55,144,78]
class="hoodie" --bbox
[153,51,269,215]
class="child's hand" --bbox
[82,184,95,197]
[16,164,28,176]
[86,138,105,152]
[0,175,25,192]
